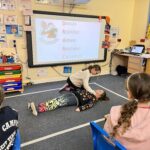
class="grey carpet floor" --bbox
[3,74,128,150]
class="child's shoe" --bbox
[30,102,38,116]
[27,102,31,110]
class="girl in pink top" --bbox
[104,73,150,150]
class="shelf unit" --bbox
[0,63,23,93]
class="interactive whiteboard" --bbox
[27,11,108,67]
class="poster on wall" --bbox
[1,0,8,9]
[37,69,48,77]
[110,27,119,38]
[4,15,17,25]
[0,25,6,33]
[6,25,18,34]
[8,0,16,10]
[0,34,6,42]
[0,0,16,10]
[15,25,23,37]
[35,0,50,4]
[0,14,3,25]
[19,0,32,10]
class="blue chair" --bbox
[90,122,126,150]
[12,130,21,150]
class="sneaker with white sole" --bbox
[27,102,31,110]
[30,102,38,116]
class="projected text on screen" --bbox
[27,11,107,67]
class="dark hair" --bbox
[82,64,101,72]
[98,91,109,101]
[0,85,4,106]
[112,73,150,137]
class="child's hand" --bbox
[13,108,18,112]
[75,108,80,112]
[95,92,100,99]
[104,114,109,120]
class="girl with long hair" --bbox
[104,73,150,150]
[59,64,101,98]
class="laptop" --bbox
[130,45,145,55]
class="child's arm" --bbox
[103,114,113,134]
[75,100,94,112]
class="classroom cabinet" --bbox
[145,59,150,75]
[127,57,145,73]
[110,52,150,74]
[0,64,23,93]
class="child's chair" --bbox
[12,129,21,150]
[90,122,126,150]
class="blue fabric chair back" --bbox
[90,122,126,150]
[12,130,21,150]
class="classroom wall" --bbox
[131,0,150,47]
[0,0,149,84]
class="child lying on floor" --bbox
[28,88,109,116]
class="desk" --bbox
[110,52,150,74]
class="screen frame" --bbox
[27,11,108,68]
[130,45,145,54]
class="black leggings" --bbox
[67,77,84,90]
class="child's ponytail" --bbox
[111,100,138,137]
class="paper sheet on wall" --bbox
[0,0,16,10]
[110,27,119,38]
[1,0,8,9]
[0,25,6,34]
[4,15,17,25]
[6,25,18,34]
[37,69,48,77]
[35,0,50,4]
[22,9,33,15]
[23,25,32,31]
[0,14,3,25]
[15,25,23,37]
[19,0,32,10]
[0,34,6,42]
[0,41,8,48]
[8,0,16,10]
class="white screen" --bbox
[131,46,144,54]
[30,12,106,66]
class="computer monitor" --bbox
[130,45,145,55]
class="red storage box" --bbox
[0,65,21,71]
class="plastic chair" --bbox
[12,130,21,150]
[90,122,126,150]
